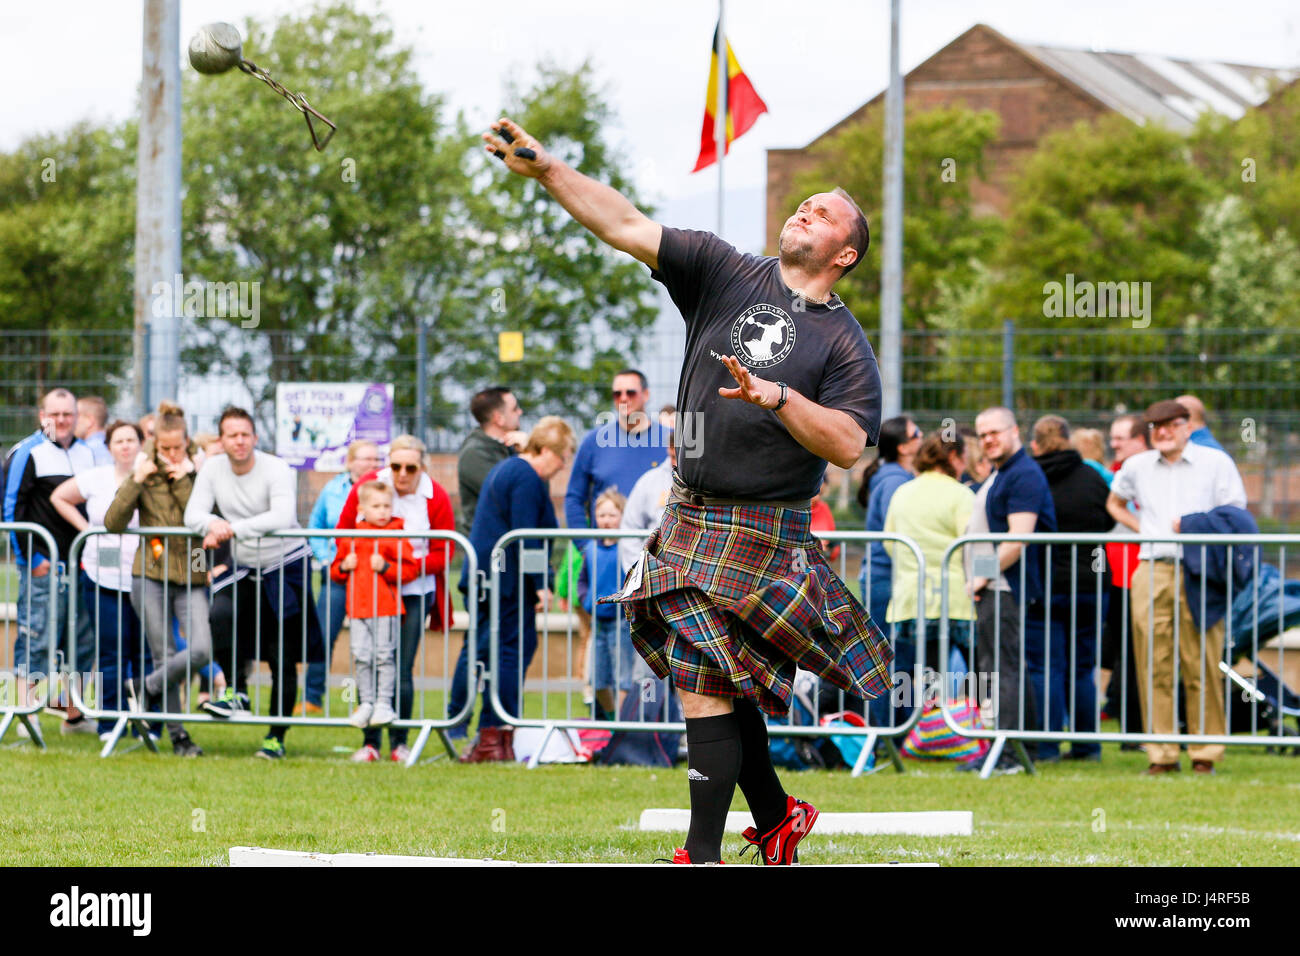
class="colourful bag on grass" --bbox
[902,699,990,763]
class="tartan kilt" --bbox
[599,498,894,717]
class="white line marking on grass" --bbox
[988,820,1300,842]
[638,809,973,836]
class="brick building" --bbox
[765,23,1296,250]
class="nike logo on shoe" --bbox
[766,835,782,864]
[686,768,709,781]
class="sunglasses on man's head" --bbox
[392,463,420,474]
[612,389,640,398]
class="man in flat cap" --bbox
[1106,399,1246,775]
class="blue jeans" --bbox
[868,618,971,726]
[1023,591,1108,758]
[80,571,150,734]
[363,593,431,750]
[306,570,348,706]
[13,561,93,684]
[448,592,537,733]
[592,613,636,692]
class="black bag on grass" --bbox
[598,675,683,767]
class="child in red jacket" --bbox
[331,481,419,729]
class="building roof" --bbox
[1017,40,1298,131]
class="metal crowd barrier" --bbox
[64,526,476,765]
[0,523,61,748]
[484,528,926,776]
[938,532,1300,778]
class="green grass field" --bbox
[4,691,1298,866]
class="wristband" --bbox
[773,381,789,412]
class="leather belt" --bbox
[670,475,811,511]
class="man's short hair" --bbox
[1114,413,1149,447]
[40,388,76,413]
[976,406,1017,430]
[832,187,870,277]
[357,480,393,504]
[218,405,256,435]
[1032,415,1071,454]
[78,396,108,429]
[614,369,648,391]
[470,386,513,426]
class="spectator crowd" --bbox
[0,378,1259,776]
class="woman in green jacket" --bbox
[104,401,210,755]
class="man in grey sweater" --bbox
[184,406,324,759]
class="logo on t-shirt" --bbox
[731,305,795,368]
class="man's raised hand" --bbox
[718,355,780,409]
[484,117,551,179]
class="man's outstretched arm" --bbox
[484,117,662,270]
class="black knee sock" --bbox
[682,712,741,863]
[734,699,788,835]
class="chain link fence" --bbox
[1,323,1295,520]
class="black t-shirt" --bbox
[651,227,882,500]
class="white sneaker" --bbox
[348,703,374,728]
[369,702,396,727]
[61,719,98,736]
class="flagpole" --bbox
[715,0,727,238]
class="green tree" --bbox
[933,115,1215,420]
[180,2,475,433]
[180,4,657,434]
[455,61,659,421]
[0,121,136,435]
[1190,77,1300,239]
[786,104,1004,332]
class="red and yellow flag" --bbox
[692,24,768,172]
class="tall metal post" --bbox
[879,0,904,420]
[134,0,182,416]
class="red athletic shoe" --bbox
[740,796,820,865]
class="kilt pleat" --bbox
[600,498,894,717]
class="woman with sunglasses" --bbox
[334,434,454,763]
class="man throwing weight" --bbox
[486,118,891,865]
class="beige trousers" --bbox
[1129,560,1226,765]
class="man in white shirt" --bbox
[1107,399,1246,775]
[184,406,324,759]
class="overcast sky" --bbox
[4,0,1298,247]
